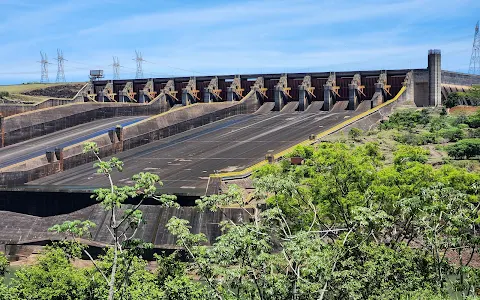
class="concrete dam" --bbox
[1,50,480,253]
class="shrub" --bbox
[380,109,431,130]
[438,127,465,142]
[467,128,480,138]
[348,127,363,140]
[394,132,437,145]
[444,92,465,108]
[393,145,430,165]
[466,110,480,128]
[446,139,480,159]
[0,253,7,276]
[0,91,9,99]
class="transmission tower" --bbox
[133,50,145,79]
[39,51,49,83]
[112,56,120,80]
[469,21,480,75]
[55,49,66,82]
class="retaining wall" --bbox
[1,98,169,146]
[0,204,252,249]
[0,97,84,118]
[0,91,260,186]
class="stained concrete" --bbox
[0,204,252,247]
[28,110,354,195]
[0,116,146,169]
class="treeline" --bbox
[445,85,480,108]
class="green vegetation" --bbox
[0,254,7,277]
[445,85,480,108]
[0,107,479,299]
[0,91,9,99]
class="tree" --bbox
[49,142,177,300]
[0,253,7,277]
[444,92,465,108]
[12,247,90,300]
[348,127,363,141]
[446,139,480,159]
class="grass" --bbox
[0,82,84,102]
[0,83,60,94]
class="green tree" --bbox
[12,247,90,300]
[0,253,7,277]
[49,142,177,300]
[444,92,465,108]
[446,139,480,159]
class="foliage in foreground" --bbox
[0,137,479,299]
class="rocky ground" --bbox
[22,83,85,99]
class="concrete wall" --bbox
[0,91,260,186]
[413,70,429,107]
[0,97,84,118]
[0,203,252,248]
[441,71,480,86]
[2,99,169,146]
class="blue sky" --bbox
[0,0,479,84]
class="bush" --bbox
[380,109,431,130]
[348,127,363,140]
[467,128,480,138]
[438,127,465,142]
[446,139,480,159]
[0,91,9,99]
[444,92,465,108]
[0,253,8,276]
[394,132,437,145]
[466,111,480,128]
[393,145,430,165]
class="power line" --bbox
[469,21,480,75]
[38,51,49,83]
[55,49,66,83]
[133,50,145,79]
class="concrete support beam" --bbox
[323,73,337,111]
[251,77,267,103]
[348,83,359,110]
[97,82,116,102]
[81,82,97,102]
[139,79,156,103]
[204,77,221,103]
[227,76,243,101]
[119,82,136,103]
[45,151,56,163]
[55,148,64,171]
[274,74,289,111]
[298,75,313,111]
[182,77,199,106]
[428,49,442,106]
[372,83,384,107]
[323,85,333,111]
[348,74,362,110]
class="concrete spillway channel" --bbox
[28,109,355,195]
[0,116,146,169]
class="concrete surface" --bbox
[28,110,354,195]
[0,116,146,168]
[0,203,251,247]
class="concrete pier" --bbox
[298,75,312,111]
[274,75,289,111]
